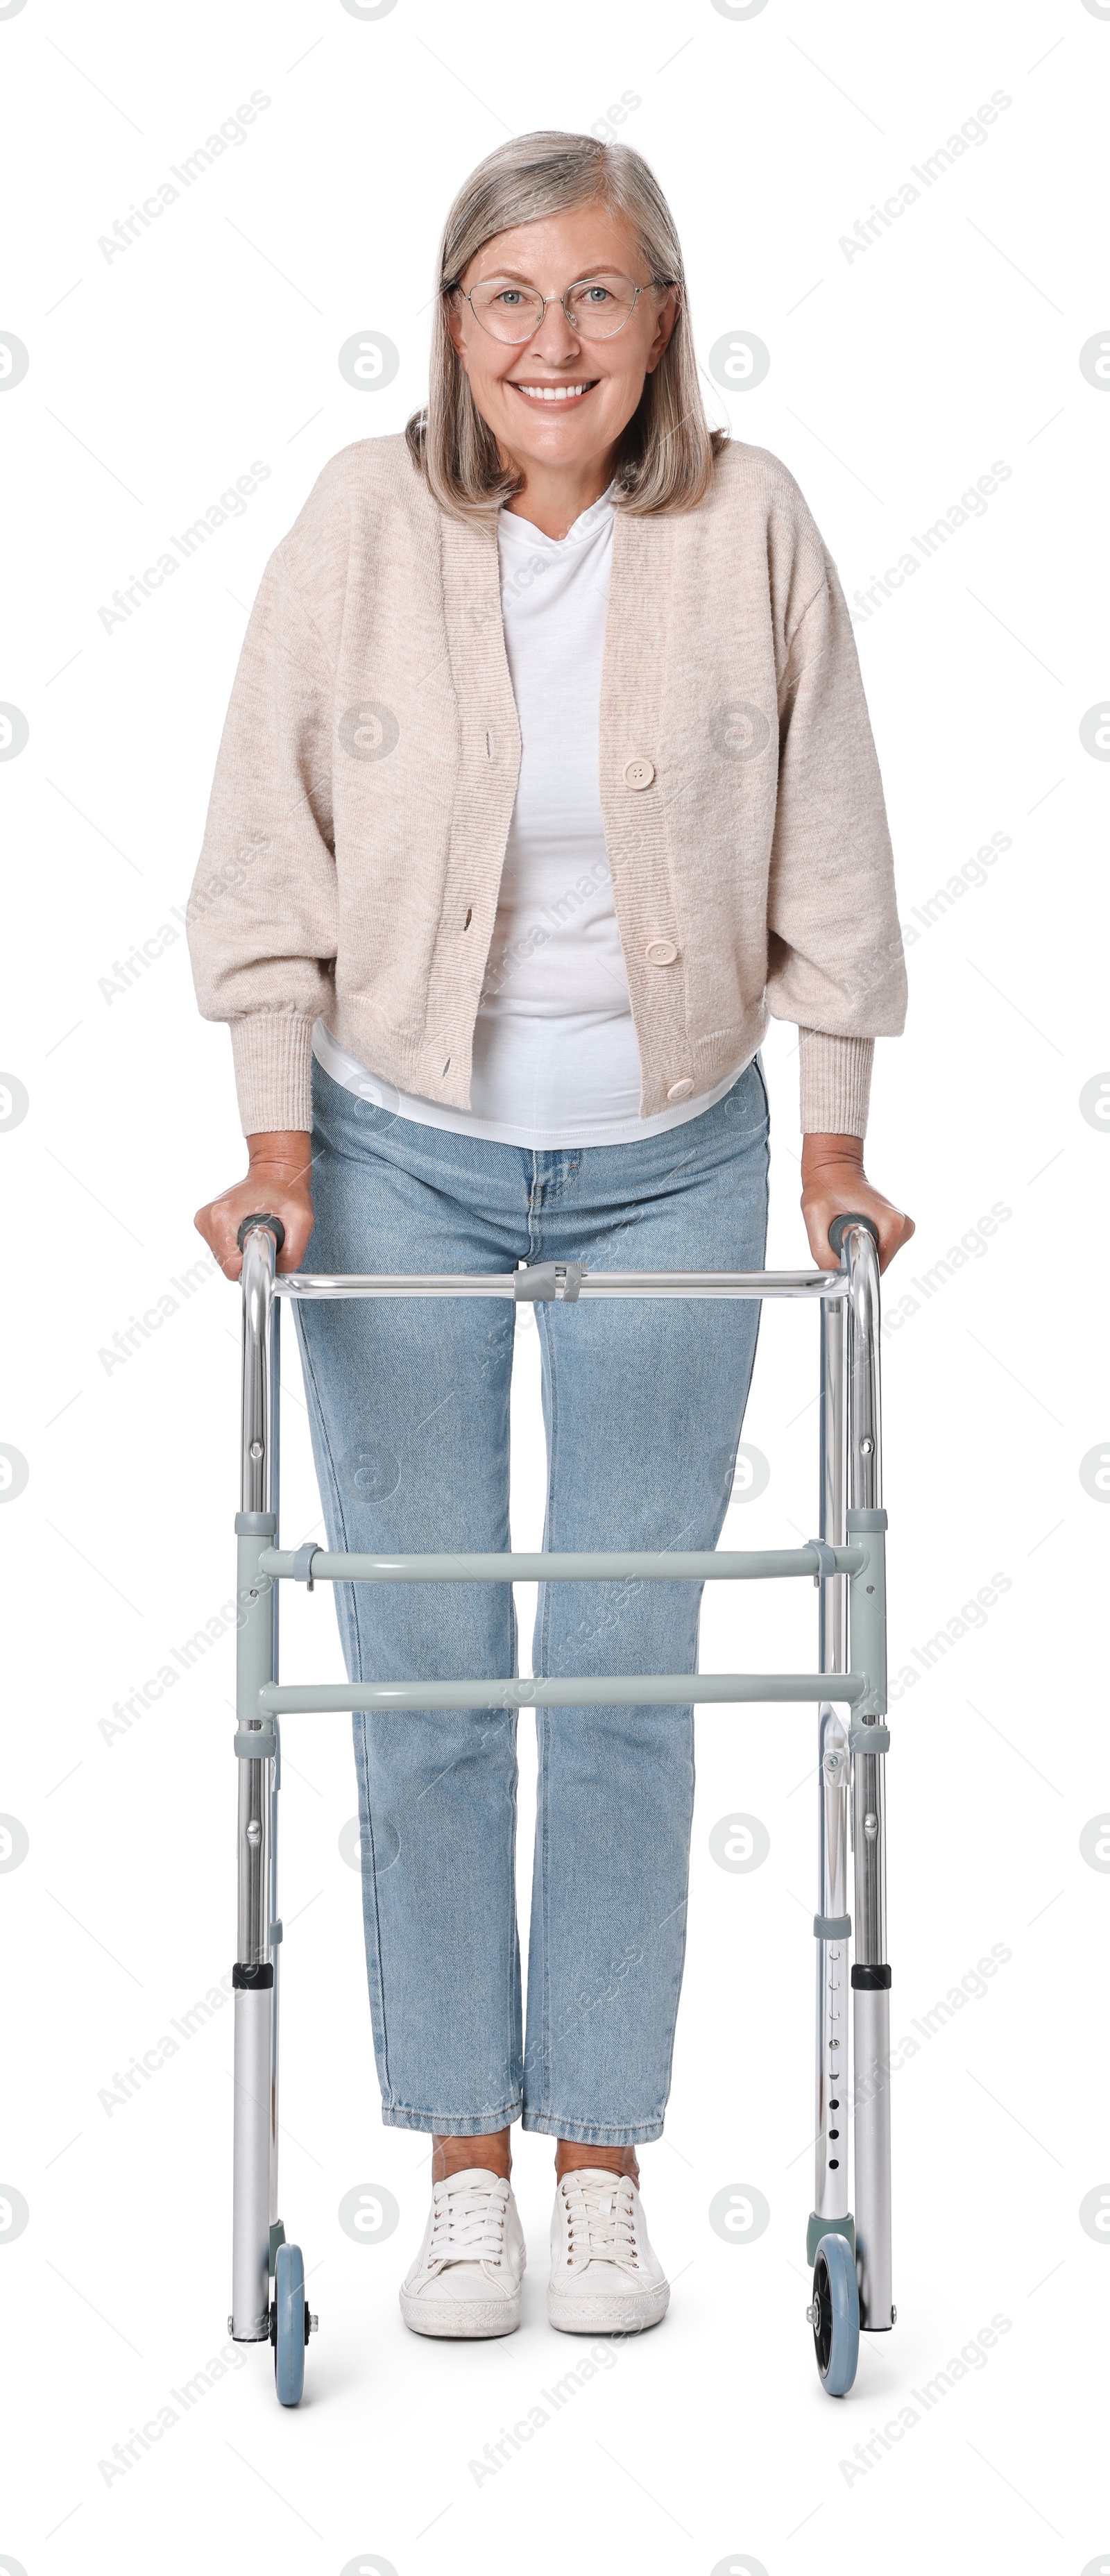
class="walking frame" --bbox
[228,1214,891,2402]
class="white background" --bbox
[1,1,1107,2569]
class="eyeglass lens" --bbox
[467,274,641,343]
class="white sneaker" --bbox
[399,2169,525,2339]
[548,2170,669,2334]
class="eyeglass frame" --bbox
[446,269,676,346]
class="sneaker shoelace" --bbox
[427,2172,510,2274]
[559,2173,640,2273]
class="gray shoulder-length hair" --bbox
[406,130,726,522]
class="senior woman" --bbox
[191,130,912,2345]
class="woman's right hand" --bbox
[195,1132,315,1279]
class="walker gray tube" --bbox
[261,1671,864,1713]
[259,1544,864,1585]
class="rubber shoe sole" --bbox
[547,2278,669,2334]
[400,2284,521,2339]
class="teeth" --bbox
[512,383,592,402]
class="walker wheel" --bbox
[809,2232,859,2397]
[272,2242,307,2406]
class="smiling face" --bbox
[445,201,677,502]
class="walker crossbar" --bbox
[272,1264,842,1301]
[258,1672,868,1713]
[230,1215,894,2402]
[258,1545,866,1583]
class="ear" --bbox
[643,285,680,377]
[444,293,470,372]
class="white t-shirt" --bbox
[314,487,747,1146]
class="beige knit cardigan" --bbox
[188,434,907,1138]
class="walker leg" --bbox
[230,1228,282,2346]
[851,1722,893,2328]
[808,1298,854,2269]
[844,1227,894,2334]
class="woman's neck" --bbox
[501,452,615,541]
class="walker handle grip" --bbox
[828,1212,879,1260]
[237,1213,287,1254]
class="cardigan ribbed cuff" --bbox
[230,1015,316,1137]
[798,1030,874,1138]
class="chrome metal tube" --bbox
[235,1743,271,1965]
[819,1298,847,1675]
[231,1990,272,2339]
[233,1223,280,2336]
[814,1295,851,2232]
[845,1228,882,1516]
[814,1709,851,2226]
[853,1990,894,2328]
[274,1267,844,1303]
[851,1745,887,1965]
[236,1534,275,1965]
[240,1226,277,1513]
[266,1294,281,2232]
[844,1223,894,2328]
[268,1761,280,2234]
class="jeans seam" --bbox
[532,1287,563,2131]
[520,2114,664,2144]
[295,1300,395,2110]
[381,2094,523,2130]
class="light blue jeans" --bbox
[294,1057,769,2144]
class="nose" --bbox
[522,298,583,364]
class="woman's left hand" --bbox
[801,1134,914,1276]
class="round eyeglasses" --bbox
[450,271,671,346]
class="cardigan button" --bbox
[644,938,678,965]
[624,757,656,789]
[667,1078,695,1102]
